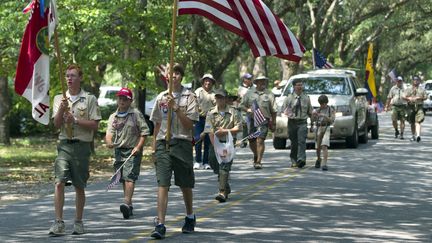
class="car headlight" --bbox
[335,105,352,116]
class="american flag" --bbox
[246,130,261,140]
[106,169,121,191]
[252,100,266,127]
[178,0,305,62]
[313,48,333,69]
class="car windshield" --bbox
[284,77,351,96]
[105,90,118,100]
[424,83,432,91]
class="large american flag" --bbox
[313,48,333,69]
[252,100,266,127]
[178,0,305,62]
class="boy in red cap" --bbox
[106,87,150,219]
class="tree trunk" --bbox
[0,76,11,145]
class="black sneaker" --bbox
[400,134,404,140]
[120,204,131,219]
[322,165,328,171]
[315,159,321,168]
[417,136,421,142]
[215,193,226,203]
[182,215,196,233]
[150,224,166,239]
[395,130,399,138]
[297,160,306,168]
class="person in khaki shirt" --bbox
[105,87,150,219]
[240,76,276,169]
[193,74,216,170]
[403,75,427,142]
[50,64,101,236]
[204,88,241,203]
[281,79,312,168]
[149,63,199,239]
[385,76,407,139]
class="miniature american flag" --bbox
[106,170,121,190]
[252,100,266,127]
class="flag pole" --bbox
[165,0,178,150]
[53,29,73,138]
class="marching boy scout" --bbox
[50,64,101,235]
[404,75,427,142]
[204,88,241,202]
[281,79,312,168]
[240,75,276,169]
[385,76,407,139]
[105,87,150,219]
[149,63,199,239]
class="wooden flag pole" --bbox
[53,29,73,138]
[165,0,178,150]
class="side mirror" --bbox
[355,87,368,96]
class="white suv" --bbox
[273,69,379,149]
[422,80,432,114]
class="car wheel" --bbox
[371,122,379,139]
[273,137,287,149]
[359,122,368,144]
[346,121,359,148]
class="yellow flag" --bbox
[365,43,377,98]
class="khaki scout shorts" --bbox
[391,105,406,121]
[114,148,142,183]
[54,140,91,189]
[249,123,269,139]
[315,126,330,147]
[154,139,195,188]
[407,105,425,124]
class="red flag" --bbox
[15,0,57,125]
[178,0,305,62]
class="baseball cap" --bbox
[116,87,133,100]
[242,73,253,79]
[397,76,403,81]
[214,88,228,97]
[413,75,420,80]
[201,73,216,83]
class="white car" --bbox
[273,69,379,149]
[422,80,432,114]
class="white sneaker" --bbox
[49,220,65,236]
[193,162,202,170]
[72,221,85,235]
[203,164,211,170]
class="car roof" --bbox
[290,69,357,79]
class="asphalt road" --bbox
[1,113,431,242]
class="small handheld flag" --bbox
[106,153,134,191]
[252,100,266,127]
[236,130,261,146]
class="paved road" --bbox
[1,113,432,242]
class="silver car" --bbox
[273,69,379,149]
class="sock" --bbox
[186,214,195,219]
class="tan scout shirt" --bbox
[204,106,242,136]
[240,89,276,119]
[404,86,427,105]
[195,87,216,117]
[282,93,312,120]
[107,107,150,148]
[52,89,101,142]
[387,86,406,106]
[150,86,199,141]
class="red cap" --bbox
[116,87,133,100]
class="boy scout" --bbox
[50,64,101,235]
[385,76,407,139]
[281,79,312,168]
[149,64,199,239]
[403,75,427,142]
[204,88,241,202]
[240,75,276,169]
[105,87,150,219]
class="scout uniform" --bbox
[107,107,150,182]
[312,106,336,148]
[52,89,101,188]
[281,92,312,167]
[204,97,241,201]
[150,86,199,188]
[387,85,407,122]
[404,85,427,124]
[240,88,276,138]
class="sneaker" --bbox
[215,193,226,203]
[65,180,72,186]
[400,134,404,140]
[395,130,399,138]
[151,224,166,239]
[49,220,65,236]
[253,163,262,169]
[120,203,132,219]
[72,221,85,235]
[291,162,298,168]
[203,164,211,170]
[410,136,416,142]
[315,158,321,168]
[322,165,328,171]
[297,160,306,168]
[181,215,196,233]
[193,162,202,170]
[417,136,421,142]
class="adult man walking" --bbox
[385,76,407,139]
[237,73,254,148]
[240,75,276,169]
[49,64,101,235]
[281,79,312,168]
[404,75,427,142]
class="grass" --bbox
[0,137,152,183]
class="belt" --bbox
[65,139,80,144]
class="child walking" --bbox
[311,95,335,171]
